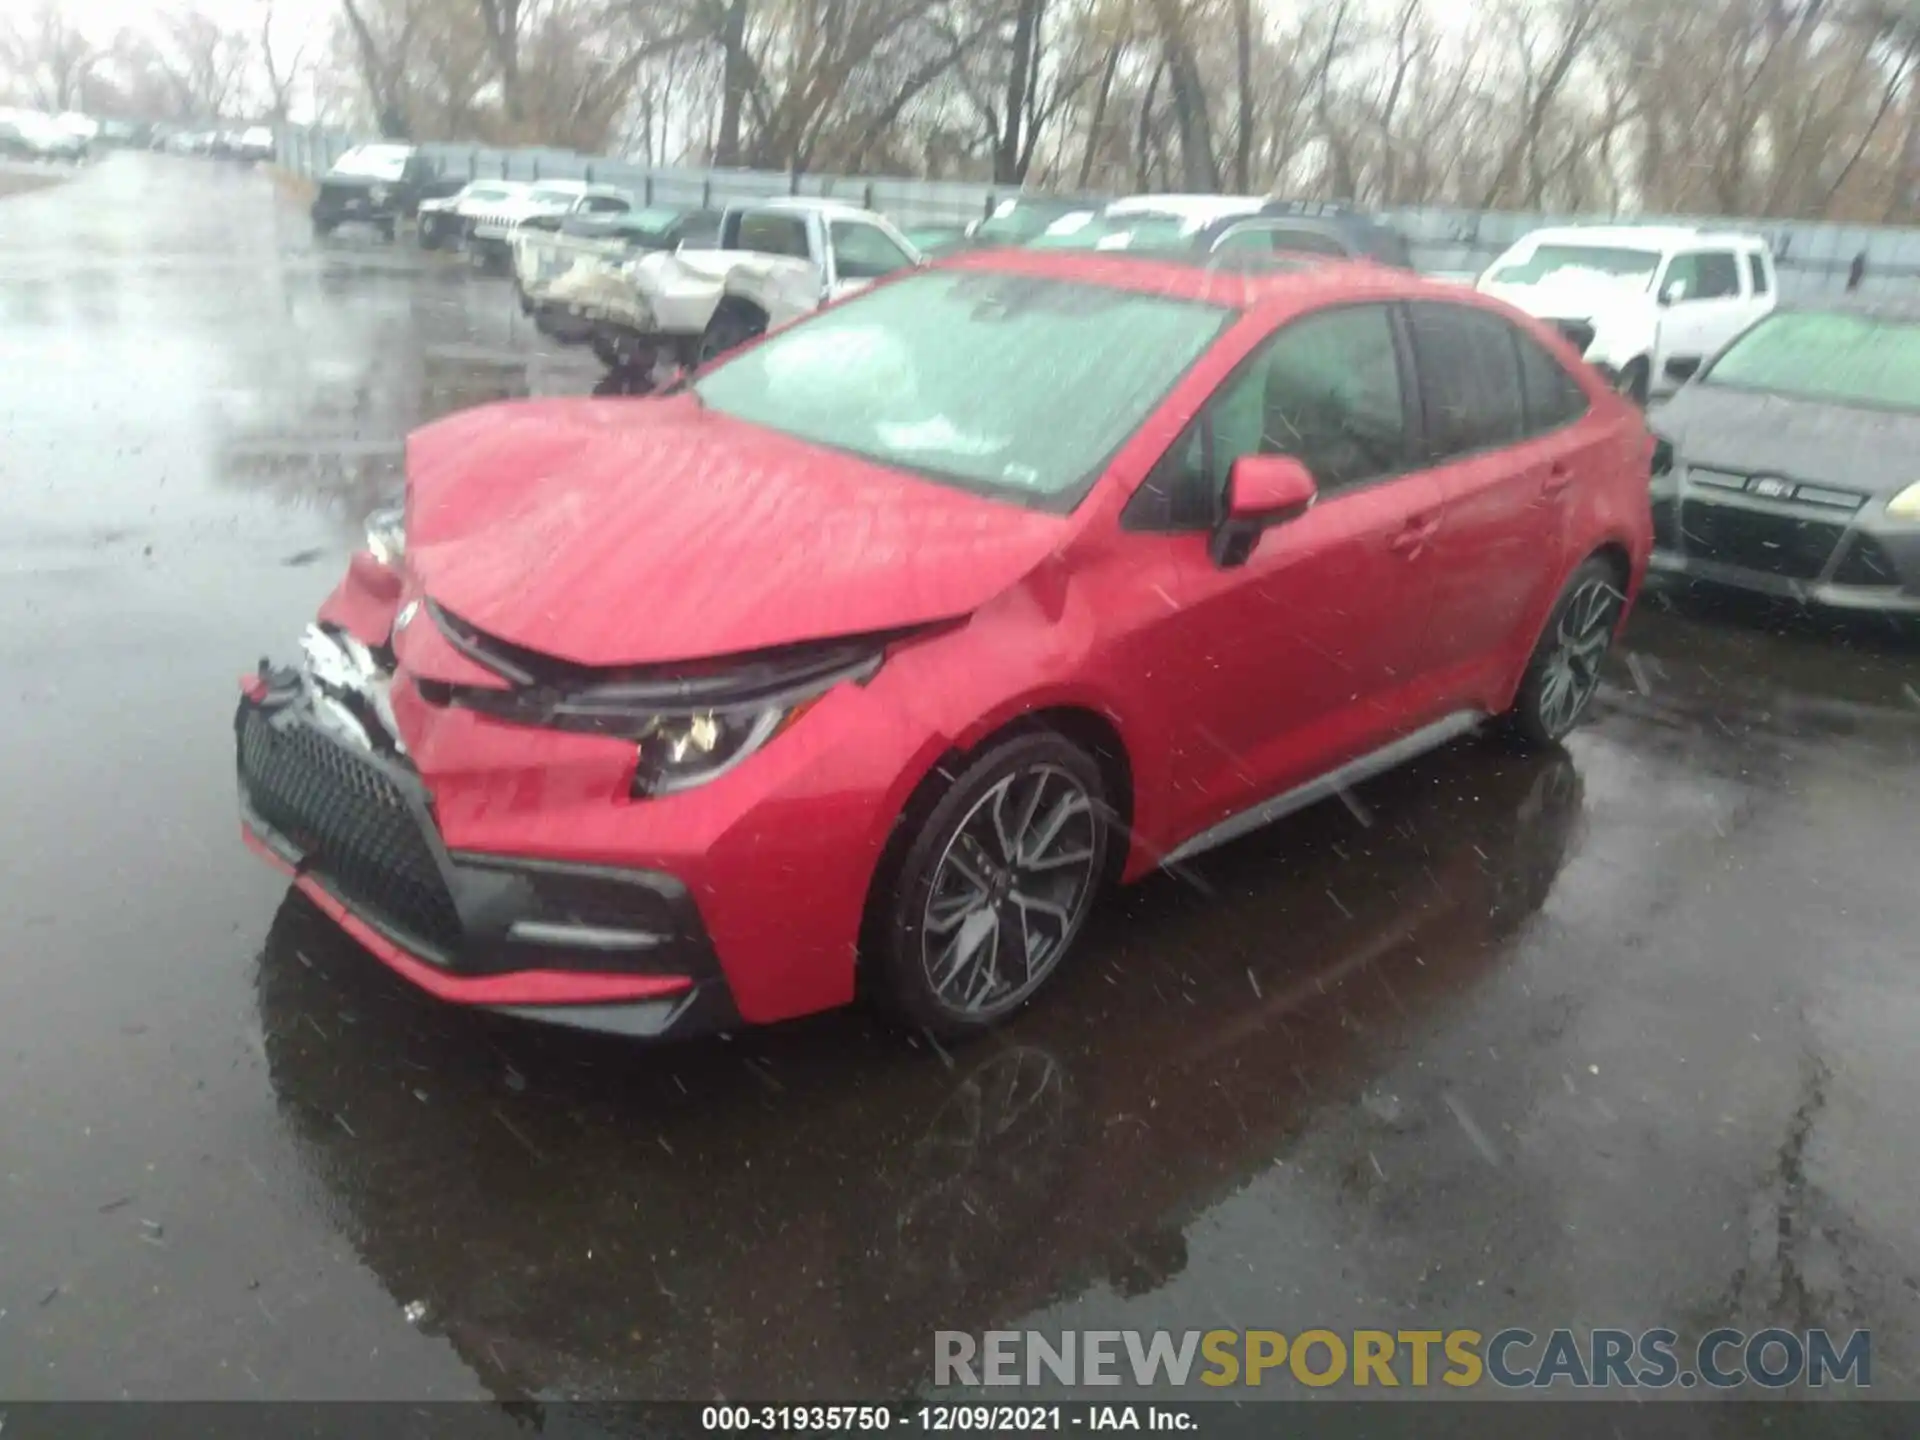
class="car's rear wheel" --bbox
[1503,555,1626,747]
[871,733,1110,1037]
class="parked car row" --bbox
[0,109,93,163]
[455,184,1427,389]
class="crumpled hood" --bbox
[402,397,1072,668]
[1652,383,1920,495]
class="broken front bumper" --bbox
[234,666,740,1038]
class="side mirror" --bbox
[1210,455,1318,568]
[1660,278,1688,307]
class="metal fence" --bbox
[277,124,1920,300]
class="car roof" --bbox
[1513,224,1770,251]
[1104,194,1266,224]
[945,245,1474,311]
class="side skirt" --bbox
[1162,711,1487,868]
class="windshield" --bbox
[1029,212,1199,253]
[327,146,410,182]
[1489,244,1662,287]
[1702,310,1920,410]
[694,271,1230,504]
[527,186,582,206]
[466,184,517,203]
[975,204,1090,245]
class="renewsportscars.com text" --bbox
[933,1328,1871,1390]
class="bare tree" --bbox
[259,0,309,122]
[0,1,101,111]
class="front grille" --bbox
[1552,319,1596,353]
[1677,500,1845,581]
[238,707,462,954]
[1831,534,1902,587]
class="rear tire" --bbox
[1501,556,1627,748]
[868,732,1110,1039]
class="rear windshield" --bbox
[1489,244,1662,287]
[694,271,1231,506]
[975,203,1094,245]
[328,146,410,182]
[1031,211,1198,253]
[1702,310,1920,411]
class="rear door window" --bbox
[1747,253,1770,296]
[1405,303,1528,459]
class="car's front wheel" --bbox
[1503,555,1626,747]
[871,732,1110,1037]
[698,301,767,365]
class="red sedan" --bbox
[235,249,1652,1040]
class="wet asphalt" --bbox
[2,154,1919,1405]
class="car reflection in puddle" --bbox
[253,739,1583,1402]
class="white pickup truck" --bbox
[464,180,638,273]
[1477,224,1777,403]
[537,197,924,381]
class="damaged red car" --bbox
[236,249,1652,1040]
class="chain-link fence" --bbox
[276,124,1920,299]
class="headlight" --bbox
[365,503,406,565]
[632,708,795,795]
[369,184,388,204]
[423,627,895,796]
[1889,481,1920,520]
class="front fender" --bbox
[720,258,824,329]
[1585,307,1659,372]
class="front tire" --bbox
[870,732,1110,1038]
[698,301,767,365]
[1503,556,1627,748]
[1615,357,1650,406]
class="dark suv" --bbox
[311,144,461,239]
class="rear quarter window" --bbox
[1513,328,1591,432]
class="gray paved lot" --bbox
[2,154,1917,1403]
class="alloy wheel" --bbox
[1537,577,1622,736]
[920,764,1102,1020]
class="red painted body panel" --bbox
[246,255,1653,1031]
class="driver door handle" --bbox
[1542,461,1576,497]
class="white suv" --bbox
[1477,225,1777,403]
